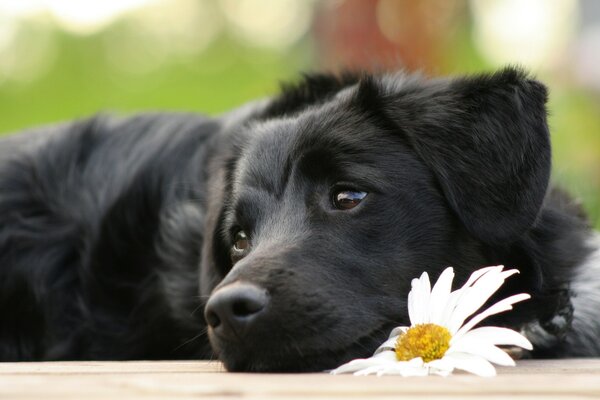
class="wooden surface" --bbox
[1,359,599,399]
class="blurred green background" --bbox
[0,0,599,228]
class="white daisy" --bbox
[330,265,533,377]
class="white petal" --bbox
[419,272,432,323]
[388,326,409,338]
[408,282,417,325]
[453,266,504,299]
[373,350,399,362]
[374,335,401,354]
[382,358,428,377]
[329,360,376,375]
[454,326,533,350]
[461,265,505,288]
[454,293,531,339]
[430,368,453,377]
[438,290,462,329]
[447,342,515,366]
[396,365,430,377]
[426,358,455,376]
[342,356,426,377]
[408,278,421,324]
[443,352,497,377]
[409,272,432,325]
[376,364,429,377]
[440,266,503,330]
[354,365,388,376]
[451,268,519,329]
[444,265,504,327]
[428,267,455,324]
[329,351,397,375]
[447,267,520,333]
[406,357,425,367]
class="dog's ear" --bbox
[371,67,551,243]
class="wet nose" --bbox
[204,282,269,338]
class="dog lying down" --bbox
[0,67,599,372]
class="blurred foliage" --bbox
[0,0,599,228]
[0,34,312,133]
[550,88,600,227]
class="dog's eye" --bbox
[233,230,249,251]
[232,230,250,257]
[332,189,368,210]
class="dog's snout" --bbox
[205,282,268,337]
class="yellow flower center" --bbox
[395,323,452,363]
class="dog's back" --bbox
[0,114,220,360]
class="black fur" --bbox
[0,67,597,370]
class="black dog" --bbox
[1,67,599,371]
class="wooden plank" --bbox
[0,360,226,375]
[1,359,599,399]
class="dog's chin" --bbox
[210,330,387,372]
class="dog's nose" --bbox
[204,282,269,337]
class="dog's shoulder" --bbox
[512,186,600,357]
[568,233,600,355]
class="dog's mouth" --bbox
[211,322,395,372]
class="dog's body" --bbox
[0,68,599,371]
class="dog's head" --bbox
[200,68,551,371]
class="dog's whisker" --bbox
[190,302,206,317]
[284,333,305,359]
[171,329,207,354]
